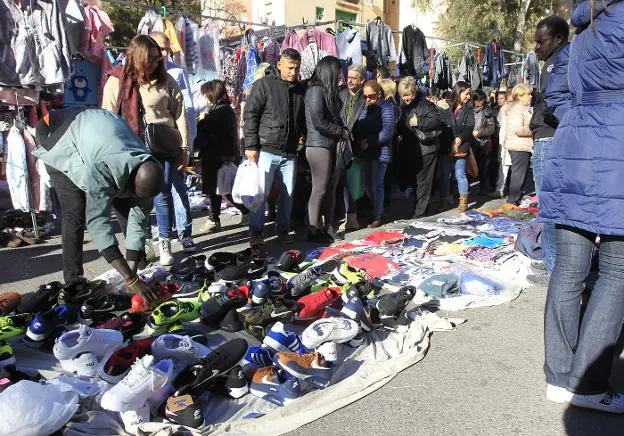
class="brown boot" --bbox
[457,195,469,213]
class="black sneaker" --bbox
[379,308,411,333]
[275,250,303,273]
[208,365,249,398]
[217,258,267,282]
[173,338,249,397]
[17,282,62,314]
[80,294,132,323]
[219,308,244,332]
[243,298,299,327]
[58,278,105,305]
[288,259,339,297]
[163,395,204,428]
[376,286,416,317]
[200,289,247,327]
[170,255,210,280]
[206,247,256,273]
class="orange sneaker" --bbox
[273,351,332,389]
[0,292,20,315]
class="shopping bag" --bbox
[231,160,265,211]
[216,161,237,195]
[346,161,364,200]
[466,148,479,178]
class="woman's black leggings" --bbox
[306,147,339,230]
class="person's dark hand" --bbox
[129,279,159,306]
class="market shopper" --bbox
[243,48,306,246]
[397,77,443,219]
[472,89,497,195]
[102,34,190,266]
[491,88,514,198]
[500,84,534,206]
[34,107,161,303]
[195,80,250,233]
[304,56,348,243]
[430,89,455,212]
[449,81,475,212]
[541,0,624,413]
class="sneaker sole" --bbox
[569,396,624,413]
[276,363,331,389]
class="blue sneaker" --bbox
[249,366,301,406]
[274,351,332,389]
[251,281,271,305]
[26,304,80,342]
[262,322,304,353]
[326,296,373,332]
[242,346,273,369]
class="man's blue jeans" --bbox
[533,138,556,272]
[544,225,624,394]
[249,151,297,235]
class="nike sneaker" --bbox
[80,294,132,324]
[295,288,341,322]
[207,365,249,399]
[379,308,411,333]
[100,355,174,412]
[17,281,62,314]
[198,282,228,303]
[94,312,146,340]
[26,304,81,342]
[0,340,15,367]
[0,313,32,340]
[53,324,124,361]
[98,337,155,383]
[163,394,204,428]
[170,255,211,281]
[151,334,211,365]
[200,288,247,327]
[217,258,267,282]
[288,259,339,297]
[326,295,374,331]
[273,351,333,389]
[249,366,301,406]
[376,286,416,317]
[58,278,105,305]
[60,351,101,377]
[120,403,151,434]
[205,250,242,272]
[243,299,299,328]
[173,338,248,397]
[274,250,304,273]
[316,341,338,363]
[262,322,305,354]
[0,291,21,315]
[167,328,210,346]
[147,299,202,332]
[129,282,180,313]
[301,317,360,350]
[241,345,274,371]
[332,262,369,286]
[219,308,244,332]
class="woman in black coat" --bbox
[194,80,248,233]
[450,81,475,212]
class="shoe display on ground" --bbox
[263,322,305,354]
[207,365,249,399]
[0,292,21,315]
[546,384,573,404]
[53,324,124,361]
[130,282,180,313]
[301,317,360,350]
[219,308,245,332]
[205,251,242,272]
[17,281,62,314]
[275,250,303,273]
[164,394,204,428]
[58,278,105,305]
[327,296,373,332]
[173,338,248,397]
[379,309,411,333]
[242,345,274,370]
[180,237,197,253]
[200,288,247,327]
[316,341,338,363]
[159,237,174,267]
[296,288,341,322]
[151,334,211,365]
[121,403,151,434]
[376,286,416,317]
[332,262,369,286]
[218,258,267,282]
[569,390,624,413]
[95,312,146,340]
[249,366,301,406]
[26,304,81,342]
[170,255,208,279]
[171,275,209,299]
[80,294,132,323]
[0,313,32,340]
[244,298,299,327]
[200,217,221,233]
[289,259,339,297]
[274,351,332,389]
[100,355,174,412]
[98,337,155,383]
[0,341,15,367]
[144,239,156,263]
[147,299,202,332]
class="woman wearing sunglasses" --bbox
[102,34,190,267]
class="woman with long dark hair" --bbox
[449,81,475,212]
[102,34,190,266]
[195,80,249,233]
[304,56,349,243]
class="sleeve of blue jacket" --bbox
[378,100,397,145]
[545,44,571,123]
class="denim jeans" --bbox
[249,151,297,235]
[454,157,469,195]
[361,158,388,220]
[170,170,193,239]
[544,225,624,394]
[533,138,555,272]
[153,158,175,239]
[438,154,453,198]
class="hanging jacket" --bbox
[6,126,29,211]
[483,42,505,87]
[540,0,624,235]
[458,47,482,90]
[137,9,163,35]
[401,26,428,77]
[523,51,540,87]
[366,19,398,68]
[433,52,452,90]
[337,27,363,65]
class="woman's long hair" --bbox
[451,81,471,109]
[124,35,167,88]
[308,56,342,117]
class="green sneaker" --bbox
[0,313,32,341]
[147,299,202,332]
[244,298,299,328]
[0,340,15,366]
[333,262,369,286]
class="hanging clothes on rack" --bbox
[175,17,200,76]
[5,125,29,211]
[365,18,398,70]
[82,4,114,62]
[458,46,482,90]
[280,27,338,80]
[197,22,221,81]
[163,19,182,53]
[64,0,87,56]
[400,25,428,77]
[483,40,505,87]
[523,51,540,87]
[336,26,363,66]
[137,9,163,34]
[432,51,453,90]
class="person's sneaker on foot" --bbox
[569,390,624,413]
[249,366,301,406]
[180,237,197,253]
[249,232,264,247]
[288,259,339,297]
[546,384,573,404]
[200,217,221,234]
[144,239,156,263]
[159,237,174,266]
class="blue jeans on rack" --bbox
[533,138,555,272]
[544,225,624,394]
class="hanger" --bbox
[160,3,167,18]
[326,27,336,36]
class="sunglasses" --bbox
[364,93,379,99]
[147,55,163,64]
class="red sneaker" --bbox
[98,337,155,383]
[295,288,341,322]
[129,282,180,313]
[95,312,146,340]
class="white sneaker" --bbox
[569,390,624,413]
[100,355,173,412]
[60,352,100,378]
[301,318,361,350]
[120,402,151,434]
[144,239,156,262]
[546,384,573,404]
[180,237,196,253]
[200,218,221,233]
[53,325,124,361]
[316,342,338,363]
[159,237,174,266]
[151,334,211,365]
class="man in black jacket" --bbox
[529,16,570,281]
[243,48,306,246]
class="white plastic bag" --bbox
[231,160,265,212]
[216,161,238,195]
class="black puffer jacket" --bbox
[194,104,238,158]
[397,94,443,157]
[304,85,343,149]
[451,104,475,152]
[243,70,306,156]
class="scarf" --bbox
[108,66,142,136]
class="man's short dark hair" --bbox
[472,89,487,102]
[537,16,570,41]
[280,48,301,63]
[441,90,452,100]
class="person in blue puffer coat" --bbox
[540,0,624,413]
